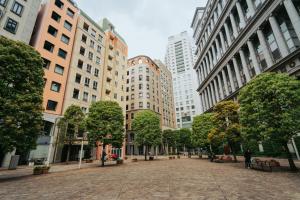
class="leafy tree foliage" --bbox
[192,113,215,149]
[132,110,161,160]
[0,36,44,161]
[212,101,241,162]
[162,129,178,155]
[177,128,193,152]
[58,105,85,162]
[239,72,300,171]
[85,101,124,166]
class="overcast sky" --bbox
[76,0,207,61]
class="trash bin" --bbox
[8,155,20,170]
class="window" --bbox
[47,25,58,37]
[4,18,18,34]
[86,64,92,73]
[114,93,117,99]
[0,0,7,6]
[72,89,79,99]
[139,102,143,108]
[81,34,87,43]
[55,0,64,9]
[139,84,143,90]
[64,20,72,31]
[131,103,134,109]
[98,34,103,42]
[58,48,67,59]
[75,74,81,83]
[93,81,98,90]
[91,29,96,37]
[11,1,23,16]
[84,77,90,87]
[139,92,143,98]
[131,113,134,119]
[90,40,94,48]
[131,94,134,100]
[94,68,99,77]
[88,52,93,60]
[43,41,54,52]
[96,57,100,64]
[42,58,51,69]
[139,75,143,81]
[147,102,150,109]
[61,34,70,44]
[80,47,85,56]
[97,45,101,53]
[46,100,57,111]
[54,64,64,75]
[83,92,88,102]
[51,81,61,92]
[77,60,83,69]
[92,95,97,102]
[146,76,150,81]
[51,11,61,22]
[83,23,89,31]
[67,8,75,18]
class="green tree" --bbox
[177,128,193,152]
[85,101,124,166]
[162,129,177,155]
[132,110,161,160]
[239,72,300,171]
[58,105,85,163]
[192,113,215,150]
[0,36,44,163]
[213,101,241,162]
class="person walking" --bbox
[244,149,252,168]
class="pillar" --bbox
[257,29,273,67]
[224,22,232,45]
[210,83,217,105]
[236,1,246,28]
[283,0,300,41]
[239,49,251,82]
[230,13,239,38]
[220,31,226,53]
[213,78,220,102]
[226,64,235,93]
[217,74,225,99]
[246,0,255,17]
[221,69,230,96]
[232,57,243,88]
[247,40,261,75]
[269,15,289,57]
[200,93,206,112]
[208,49,214,71]
[212,44,217,65]
[216,38,222,58]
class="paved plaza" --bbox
[0,158,300,200]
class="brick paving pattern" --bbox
[0,158,300,200]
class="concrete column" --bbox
[269,16,289,57]
[221,69,230,96]
[257,29,273,67]
[212,44,217,65]
[204,57,209,76]
[208,86,214,108]
[196,69,200,84]
[236,1,246,28]
[206,87,212,109]
[247,40,261,75]
[216,38,222,58]
[246,0,256,17]
[213,78,220,102]
[239,49,251,82]
[232,57,243,88]
[201,64,205,81]
[230,13,239,38]
[200,93,206,112]
[224,22,232,45]
[210,83,216,105]
[226,64,235,93]
[283,0,300,41]
[208,50,214,71]
[204,89,210,110]
[218,2,222,16]
[220,31,226,53]
[217,74,225,99]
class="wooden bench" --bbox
[250,159,280,172]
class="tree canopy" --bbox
[192,113,215,148]
[162,129,178,154]
[177,128,193,151]
[239,72,300,171]
[0,36,44,157]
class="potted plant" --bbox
[117,159,123,164]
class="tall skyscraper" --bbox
[165,31,201,129]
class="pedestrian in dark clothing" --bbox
[244,149,252,168]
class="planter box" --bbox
[117,160,123,164]
[132,158,138,162]
[33,166,50,175]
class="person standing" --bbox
[244,149,252,168]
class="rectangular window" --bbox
[86,64,92,73]
[93,81,98,90]
[42,58,51,69]
[83,22,89,31]
[84,77,90,87]
[83,92,88,102]
[91,29,96,37]
[77,60,83,69]
[88,52,93,60]
[72,89,79,99]
[92,95,97,102]
[61,34,70,44]
[54,64,64,75]
[0,0,7,6]
[51,81,61,92]
[97,45,101,53]
[47,25,58,37]
[90,40,94,48]
[139,102,143,108]
[114,93,117,99]
[55,0,64,9]
[64,20,72,31]
[58,48,67,59]
[96,57,100,65]
[94,68,99,77]
[81,34,87,43]
[11,1,24,16]
[75,73,81,83]
[98,34,103,42]
[67,8,75,18]
[46,100,58,111]
[4,18,18,34]
[43,41,54,52]
[80,46,85,56]
[51,11,61,22]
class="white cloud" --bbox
[76,0,207,60]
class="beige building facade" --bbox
[126,55,162,155]
[0,0,41,43]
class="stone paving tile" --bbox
[0,158,300,200]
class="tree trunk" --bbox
[144,145,147,161]
[101,144,106,167]
[66,141,71,164]
[229,143,237,163]
[284,143,298,172]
